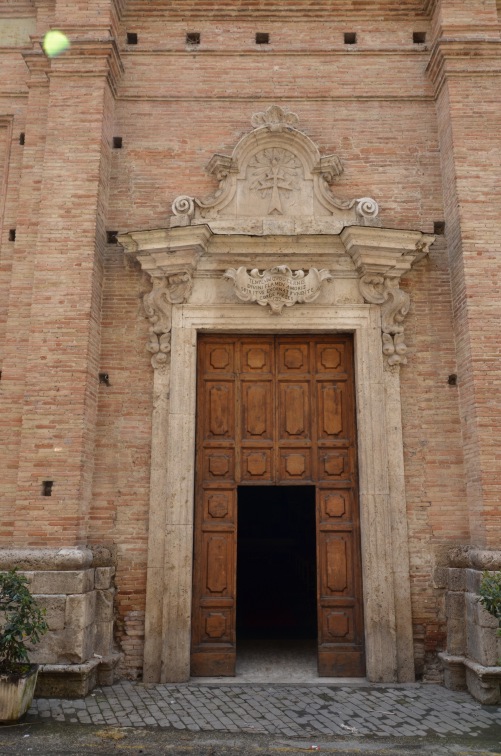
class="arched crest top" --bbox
[171,105,380,236]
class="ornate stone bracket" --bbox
[359,275,410,366]
[117,225,211,369]
[143,272,193,369]
[224,265,332,314]
[341,226,436,367]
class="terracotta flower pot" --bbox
[0,665,39,723]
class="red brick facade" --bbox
[0,0,499,683]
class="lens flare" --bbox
[43,30,71,58]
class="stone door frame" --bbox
[143,301,415,684]
[119,221,435,686]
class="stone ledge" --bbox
[464,657,501,683]
[447,547,501,570]
[439,652,501,704]
[36,658,100,698]
[35,654,122,698]
[0,548,94,571]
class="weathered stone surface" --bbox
[466,568,482,594]
[448,568,466,592]
[446,616,466,656]
[36,659,100,699]
[35,595,66,631]
[29,570,94,596]
[477,602,500,630]
[445,591,464,620]
[65,591,96,629]
[95,589,114,622]
[465,666,501,706]
[433,567,448,590]
[439,653,467,691]
[0,548,93,571]
[94,621,114,656]
[94,566,115,590]
[466,618,499,667]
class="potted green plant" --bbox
[0,568,48,722]
[478,571,501,664]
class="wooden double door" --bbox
[191,334,365,677]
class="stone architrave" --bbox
[224,265,333,314]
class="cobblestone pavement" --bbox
[26,682,501,739]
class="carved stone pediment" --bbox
[171,105,379,235]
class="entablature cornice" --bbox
[28,34,124,95]
[427,38,501,92]
[118,225,212,278]
[118,224,435,368]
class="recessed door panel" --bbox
[279,382,310,440]
[192,334,364,677]
[241,380,273,440]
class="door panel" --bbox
[191,334,364,677]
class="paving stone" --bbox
[28,682,501,738]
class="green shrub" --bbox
[0,568,48,675]
[478,571,501,647]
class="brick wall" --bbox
[2,0,496,679]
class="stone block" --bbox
[466,568,482,594]
[432,566,448,589]
[28,630,67,664]
[477,602,500,629]
[65,591,96,629]
[445,591,464,620]
[64,625,96,664]
[438,652,467,691]
[97,654,121,687]
[443,663,467,691]
[465,592,479,625]
[466,620,499,667]
[35,594,66,631]
[447,567,465,592]
[28,623,95,665]
[95,589,114,622]
[446,616,465,655]
[94,621,114,656]
[31,570,94,595]
[94,566,115,590]
[466,667,501,705]
[36,659,100,699]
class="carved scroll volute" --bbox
[359,275,410,367]
[143,272,193,370]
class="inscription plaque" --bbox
[223,265,332,314]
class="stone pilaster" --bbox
[118,225,208,682]
[11,4,123,545]
[0,52,50,534]
[426,0,501,546]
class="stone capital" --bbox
[40,37,124,95]
[426,39,501,94]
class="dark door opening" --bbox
[236,486,317,640]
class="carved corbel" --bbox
[143,271,193,370]
[359,275,410,366]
